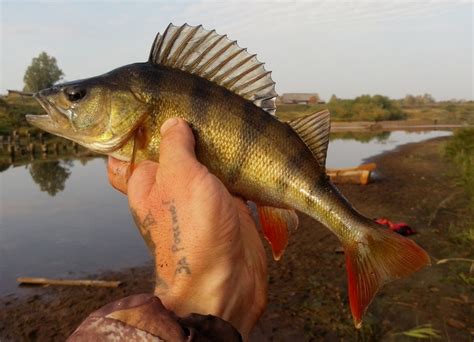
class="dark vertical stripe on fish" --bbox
[190,77,212,141]
[227,100,258,184]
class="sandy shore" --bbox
[1,136,472,341]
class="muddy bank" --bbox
[1,137,472,341]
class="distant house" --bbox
[7,90,33,98]
[278,93,322,105]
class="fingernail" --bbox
[160,118,179,135]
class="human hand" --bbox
[107,118,268,339]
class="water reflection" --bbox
[330,131,391,143]
[0,158,149,296]
[28,160,72,196]
[326,130,452,168]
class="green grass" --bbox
[393,324,442,339]
[403,102,474,125]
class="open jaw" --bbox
[26,93,67,135]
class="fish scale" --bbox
[26,23,430,328]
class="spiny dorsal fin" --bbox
[148,23,277,115]
[288,109,331,168]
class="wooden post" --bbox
[17,277,122,288]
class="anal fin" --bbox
[257,206,299,261]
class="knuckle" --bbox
[187,169,224,201]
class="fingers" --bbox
[107,157,130,194]
[128,160,159,206]
[109,118,199,202]
[159,118,200,177]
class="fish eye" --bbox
[64,86,87,102]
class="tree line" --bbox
[328,94,407,121]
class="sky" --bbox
[0,0,472,101]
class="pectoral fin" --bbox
[257,206,299,260]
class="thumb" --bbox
[159,118,200,175]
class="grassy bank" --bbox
[404,101,474,125]
[0,96,44,134]
[444,128,474,206]
[276,96,473,124]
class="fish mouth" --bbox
[26,94,55,127]
[26,93,69,136]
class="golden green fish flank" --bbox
[113,65,352,233]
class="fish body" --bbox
[27,24,429,328]
[113,63,321,210]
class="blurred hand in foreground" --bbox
[107,118,268,339]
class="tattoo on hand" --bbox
[163,200,191,275]
[130,208,157,256]
[176,257,191,275]
[163,200,184,253]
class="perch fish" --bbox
[26,23,430,328]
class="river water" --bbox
[0,130,451,296]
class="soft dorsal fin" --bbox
[288,109,331,168]
[149,23,277,115]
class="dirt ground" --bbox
[1,136,472,341]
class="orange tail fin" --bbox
[343,225,430,328]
